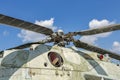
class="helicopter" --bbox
[0,14,120,80]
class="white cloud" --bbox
[80,19,115,45]
[89,19,114,29]
[18,18,57,42]
[111,41,120,53]
[35,18,56,31]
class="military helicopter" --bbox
[0,14,120,80]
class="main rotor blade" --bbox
[0,42,42,54]
[6,39,52,50]
[73,40,120,60]
[7,42,42,50]
[0,14,53,35]
[75,24,120,36]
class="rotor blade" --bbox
[73,40,120,60]
[75,24,120,36]
[7,42,41,50]
[7,39,52,50]
[0,14,53,35]
[0,42,40,54]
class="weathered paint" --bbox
[0,44,120,80]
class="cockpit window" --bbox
[48,52,63,67]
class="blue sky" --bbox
[0,0,120,54]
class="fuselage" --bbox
[0,44,120,80]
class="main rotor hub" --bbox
[57,29,64,36]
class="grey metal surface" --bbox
[75,24,120,35]
[0,14,53,35]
